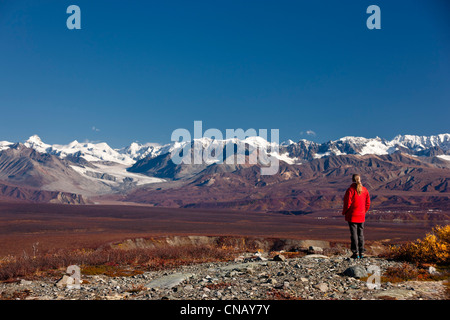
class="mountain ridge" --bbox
[0,133,448,211]
[0,133,448,167]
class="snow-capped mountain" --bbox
[0,133,449,206]
[0,141,13,152]
[23,135,137,165]
[290,134,450,161]
[117,142,165,162]
[390,134,450,152]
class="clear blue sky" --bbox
[1,0,449,147]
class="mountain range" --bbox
[0,134,448,215]
[6,133,449,165]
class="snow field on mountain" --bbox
[70,163,165,186]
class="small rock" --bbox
[226,270,238,277]
[428,266,439,275]
[314,283,328,292]
[273,254,286,262]
[308,246,323,254]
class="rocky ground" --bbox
[1,249,448,301]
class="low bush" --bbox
[380,263,443,283]
[389,224,450,265]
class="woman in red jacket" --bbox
[342,174,371,259]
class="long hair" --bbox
[352,174,363,195]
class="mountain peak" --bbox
[27,134,43,144]
[24,135,51,153]
[281,139,295,146]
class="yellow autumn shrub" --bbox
[390,224,450,265]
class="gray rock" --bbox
[373,288,416,300]
[145,273,193,289]
[273,254,286,262]
[20,280,33,286]
[343,266,368,279]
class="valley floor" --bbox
[0,202,445,257]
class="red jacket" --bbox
[342,183,370,223]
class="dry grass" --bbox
[382,263,449,283]
[359,262,450,285]
[270,251,305,259]
[266,288,302,300]
[0,289,32,300]
[0,244,235,281]
[125,284,147,293]
[81,265,144,277]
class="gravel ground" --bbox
[1,251,448,301]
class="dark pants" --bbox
[348,222,365,255]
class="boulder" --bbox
[145,273,193,289]
[343,266,368,279]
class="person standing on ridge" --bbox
[342,174,371,259]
